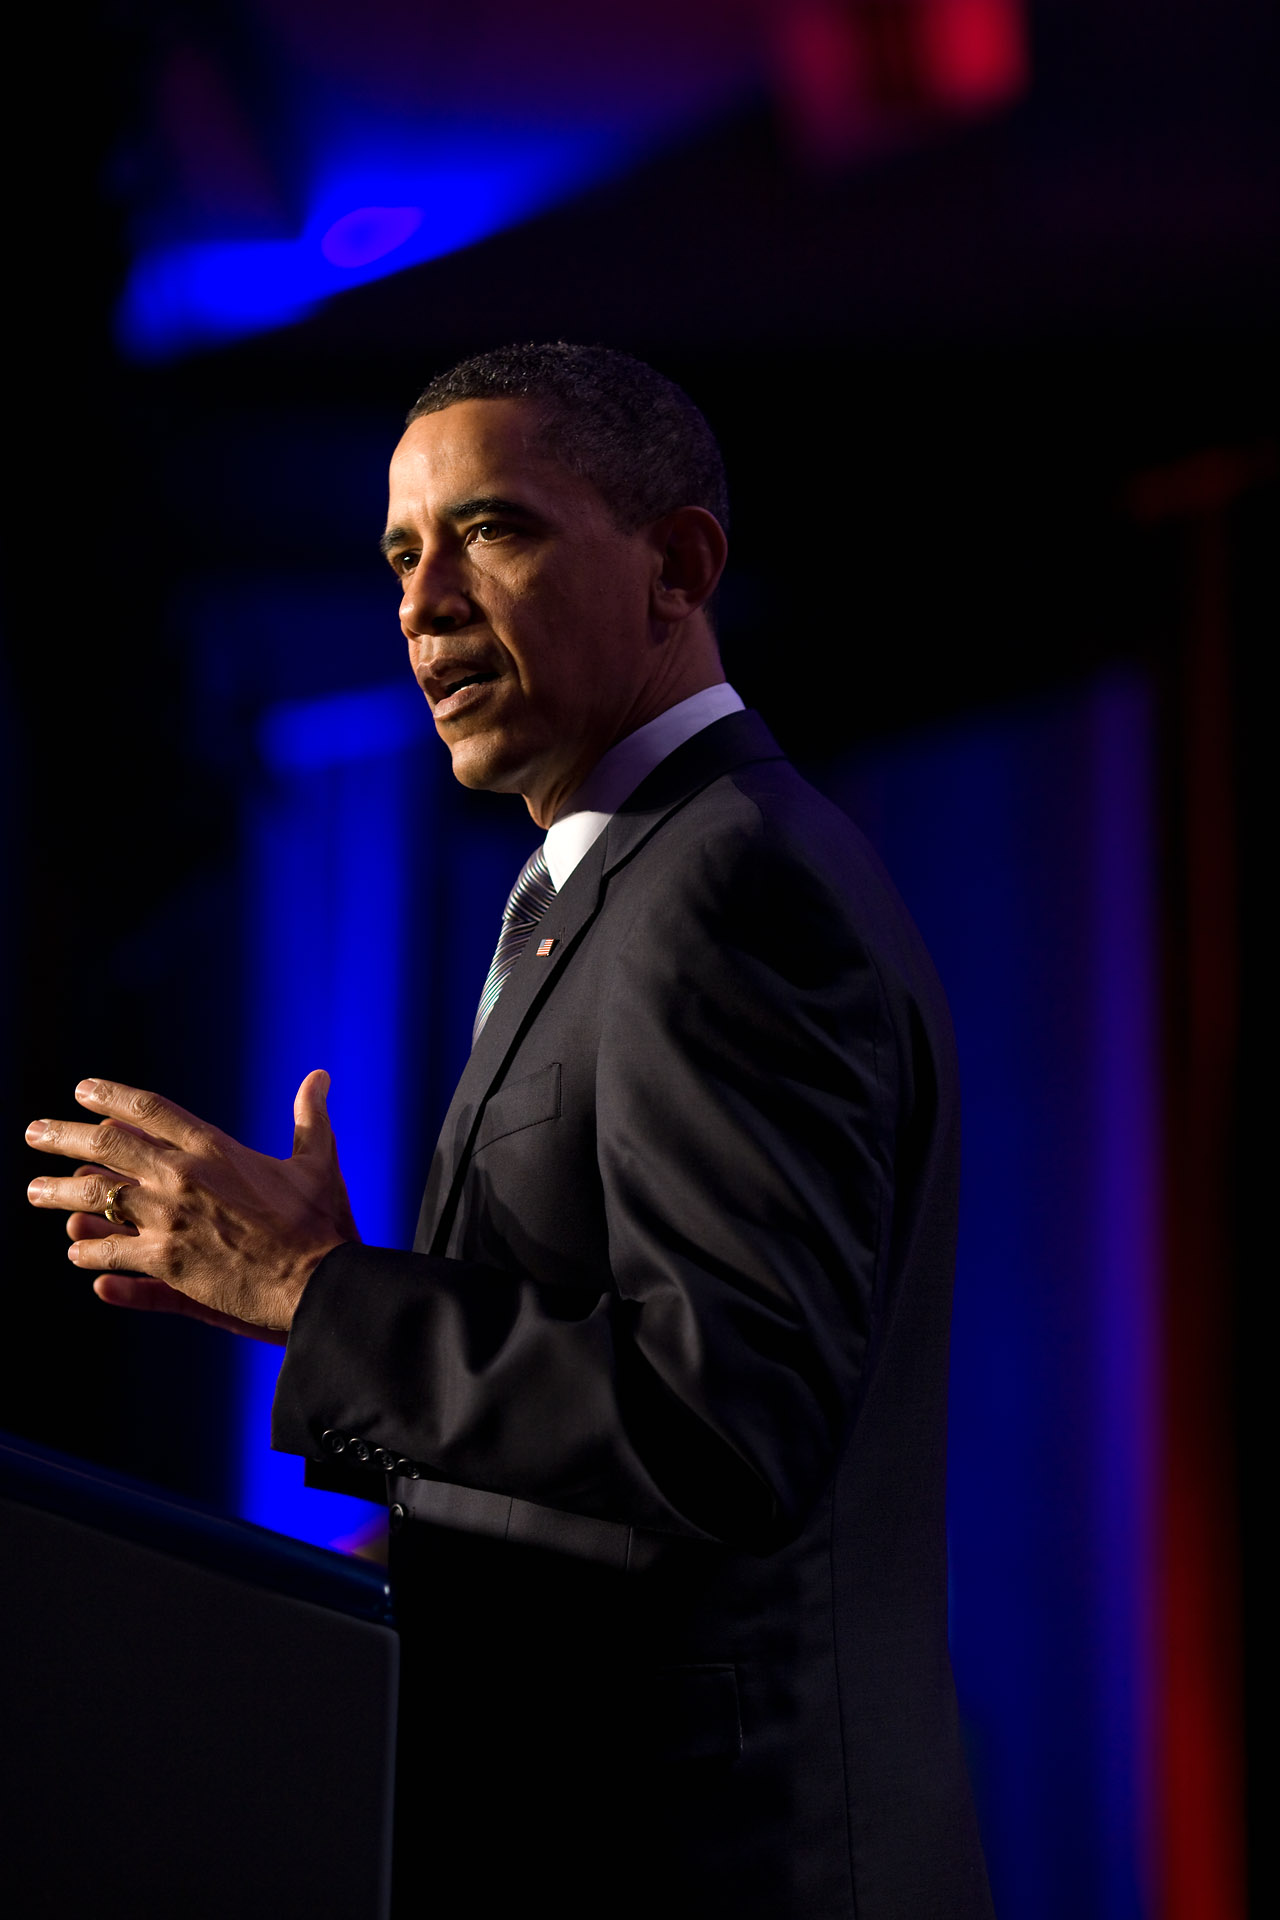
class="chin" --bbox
[445,733,533,799]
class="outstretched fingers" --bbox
[67,1211,129,1241]
[72,1079,219,1152]
[31,1169,139,1219]
[69,1228,154,1273]
[60,1163,136,1241]
[25,1073,350,1336]
[26,1110,162,1176]
[93,1272,184,1311]
[92,1272,287,1345]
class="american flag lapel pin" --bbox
[536,937,556,957]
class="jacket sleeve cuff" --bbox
[271,1239,421,1467]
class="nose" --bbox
[399,545,474,638]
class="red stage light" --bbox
[766,0,1029,164]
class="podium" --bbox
[0,1431,398,1919]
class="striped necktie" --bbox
[472,844,557,1044]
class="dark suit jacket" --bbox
[273,711,993,1918]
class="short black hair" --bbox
[406,342,729,533]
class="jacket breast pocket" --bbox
[473,1061,562,1155]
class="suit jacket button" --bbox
[389,1503,406,1532]
[321,1429,346,1455]
[347,1438,371,1465]
[373,1447,398,1473]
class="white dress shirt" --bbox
[542,683,746,892]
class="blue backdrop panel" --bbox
[239,682,433,1547]
[822,670,1157,1920]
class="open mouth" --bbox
[432,669,501,719]
[442,672,498,697]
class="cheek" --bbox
[479,549,643,698]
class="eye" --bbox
[392,550,419,577]
[467,521,508,544]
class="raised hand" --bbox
[25,1072,358,1337]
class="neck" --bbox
[524,627,725,827]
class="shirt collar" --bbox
[542,683,745,891]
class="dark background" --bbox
[2,0,1274,1910]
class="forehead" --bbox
[387,397,598,520]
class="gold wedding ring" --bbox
[104,1183,133,1226]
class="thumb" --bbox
[291,1069,333,1159]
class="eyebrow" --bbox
[379,496,543,557]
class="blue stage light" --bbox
[117,120,631,358]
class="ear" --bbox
[649,507,728,623]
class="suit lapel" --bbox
[418,830,610,1251]
[416,709,786,1253]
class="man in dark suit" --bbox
[27,346,992,1917]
